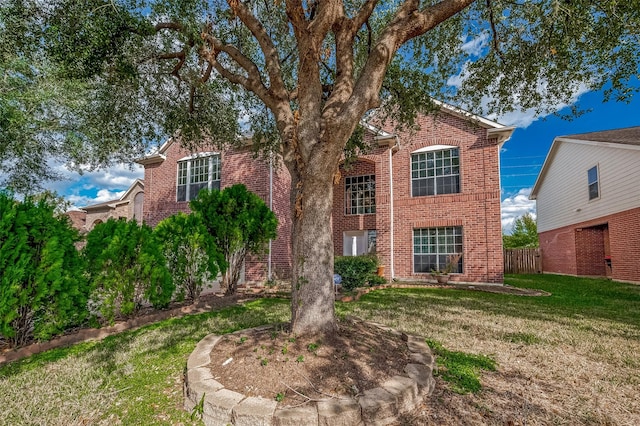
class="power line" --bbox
[500,155,546,159]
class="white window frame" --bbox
[345,174,376,215]
[413,227,463,274]
[411,146,460,197]
[176,153,221,202]
[587,164,599,201]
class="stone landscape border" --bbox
[184,321,436,426]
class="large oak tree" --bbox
[4,0,638,334]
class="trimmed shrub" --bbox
[83,218,173,323]
[190,184,277,295]
[0,193,88,347]
[334,255,383,291]
[155,212,223,301]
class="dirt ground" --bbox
[209,317,412,407]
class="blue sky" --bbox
[499,85,640,231]
[48,86,639,233]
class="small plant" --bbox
[261,358,269,366]
[238,336,247,344]
[270,330,279,340]
[275,392,285,402]
[502,332,541,345]
[431,253,463,276]
[281,345,288,355]
[288,337,296,343]
[307,342,319,354]
[296,355,304,363]
[190,392,205,421]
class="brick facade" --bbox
[140,142,291,283]
[332,113,505,283]
[141,110,507,285]
[539,207,640,283]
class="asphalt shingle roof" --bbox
[563,126,640,146]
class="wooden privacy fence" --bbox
[504,248,542,274]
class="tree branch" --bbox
[226,0,289,102]
[154,22,184,32]
[486,0,505,62]
[352,0,379,36]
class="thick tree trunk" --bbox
[289,167,338,335]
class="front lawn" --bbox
[1,274,639,425]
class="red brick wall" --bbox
[575,226,606,276]
[332,159,378,254]
[539,226,578,275]
[332,113,505,284]
[142,142,291,283]
[539,206,640,283]
[145,110,506,285]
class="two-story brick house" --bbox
[333,106,513,283]
[137,104,513,284]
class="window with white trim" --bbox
[177,154,221,202]
[587,165,599,200]
[411,148,460,196]
[345,175,376,215]
[413,227,463,273]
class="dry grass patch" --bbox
[340,274,640,425]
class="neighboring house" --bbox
[530,126,640,283]
[65,210,87,232]
[137,104,513,284]
[81,179,145,231]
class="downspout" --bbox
[389,137,399,279]
[268,153,273,281]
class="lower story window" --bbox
[413,227,463,273]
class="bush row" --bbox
[0,185,277,348]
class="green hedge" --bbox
[334,255,385,291]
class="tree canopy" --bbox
[503,213,539,249]
[2,0,639,333]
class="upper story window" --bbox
[587,165,599,200]
[345,175,376,215]
[177,153,221,202]
[411,147,460,197]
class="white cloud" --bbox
[460,33,489,57]
[447,64,592,128]
[492,82,591,128]
[501,188,536,233]
[44,162,144,210]
[67,189,126,209]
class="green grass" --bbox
[0,298,290,426]
[425,339,496,394]
[2,274,640,425]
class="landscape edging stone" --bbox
[184,320,436,425]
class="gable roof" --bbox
[82,179,144,211]
[530,126,640,199]
[363,100,515,145]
